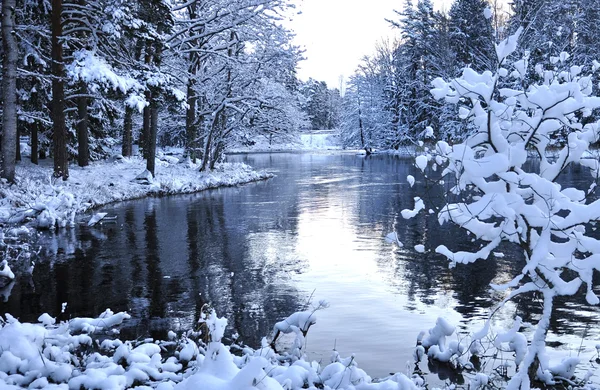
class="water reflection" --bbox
[1,152,599,383]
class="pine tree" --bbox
[448,0,495,73]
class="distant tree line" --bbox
[340,0,600,151]
[0,0,307,182]
[298,78,341,131]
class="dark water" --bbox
[2,152,599,382]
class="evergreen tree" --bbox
[390,0,447,141]
[448,0,496,73]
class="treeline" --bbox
[0,0,308,182]
[340,0,600,151]
[299,78,341,131]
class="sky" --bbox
[286,0,453,90]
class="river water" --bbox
[2,152,599,383]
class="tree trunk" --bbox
[209,140,224,170]
[140,41,154,160]
[122,105,133,157]
[357,95,367,153]
[146,95,158,177]
[77,84,89,167]
[31,121,39,165]
[1,0,18,183]
[200,126,215,172]
[185,3,200,164]
[52,0,68,180]
[141,91,151,159]
[16,126,21,162]
[185,80,198,163]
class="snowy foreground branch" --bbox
[403,27,600,388]
[0,308,426,390]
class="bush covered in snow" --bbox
[0,307,426,390]
[402,27,600,389]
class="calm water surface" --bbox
[2,152,599,382]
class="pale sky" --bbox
[286,0,454,89]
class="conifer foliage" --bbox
[339,0,600,150]
[0,0,304,178]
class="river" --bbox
[2,152,599,383]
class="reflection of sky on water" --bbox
[2,152,599,385]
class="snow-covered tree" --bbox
[300,79,336,130]
[411,27,600,387]
[448,0,495,73]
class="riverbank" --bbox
[0,153,273,229]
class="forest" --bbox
[2,1,600,389]
[339,0,600,151]
[3,0,598,181]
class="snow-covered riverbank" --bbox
[0,154,273,230]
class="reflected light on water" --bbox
[2,152,599,385]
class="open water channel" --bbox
[2,152,599,384]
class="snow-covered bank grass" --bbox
[0,308,426,390]
[0,155,273,230]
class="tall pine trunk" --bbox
[77,84,89,166]
[52,0,68,180]
[1,0,18,183]
[122,105,133,157]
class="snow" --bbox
[415,155,428,172]
[414,244,425,253]
[273,311,316,335]
[230,131,342,153]
[299,132,341,150]
[401,197,425,219]
[0,260,15,281]
[483,7,492,20]
[0,154,272,230]
[88,212,108,226]
[67,50,143,95]
[384,232,403,247]
[0,309,425,389]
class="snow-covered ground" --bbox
[298,131,341,150]
[0,152,272,230]
[229,130,341,153]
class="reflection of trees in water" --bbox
[4,154,597,351]
[346,155,599,334]
[0,156,307,347]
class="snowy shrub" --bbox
[406,27,600,388]
[0,308,426,390]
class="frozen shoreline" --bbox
[0,154,273,229]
